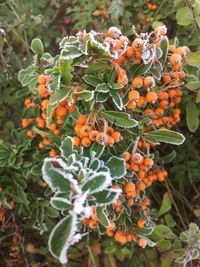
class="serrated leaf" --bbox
[106,157,126,179]
[101,111,138,128]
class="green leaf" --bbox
[60,137,74,158]
[101,111,138,128]
[111,83,123,90]
[49,215,76,264]
[76,90,94,101]
[92,189,121,205]
[96,206,110,227]
[17,186,29,203]
[96,92,108,103]
[83,75,103,87]
[45,207,59,218]
[164,214,176,228]
[157,239,171,252]
[59,58,73,84]
[153,225,175,239]
[47,88,71,128]
[185,81,200,90]
[144,129,185,145]
[161,150,176,164]
[90,142,104,158]
[42,159,71,193]
[50,195,71,211]
[109,90,123,110]
[96,83,109,93]
[85,62,108,74]
[160,37,169,64]
[186,102,199,132]
[131,61,152,77]
[196,91,200,103]
[31,38,44,55]
[81,172,111,193]
[106,157,126,179]
[176,7,193,26]
[185,51,200,68]
[158,193,172,217]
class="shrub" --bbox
[18,25,189,264]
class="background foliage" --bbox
[0,0,200,266]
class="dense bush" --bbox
[0,1,200,267]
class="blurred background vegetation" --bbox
[0,0,200,266]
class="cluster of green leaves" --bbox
[42,136,124,263]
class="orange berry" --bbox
[138,239,147,248]
[96,133,108,145]
[126,46,134,58]
[127,101,137,110]
[112,132,122,143]
[74,124,83,135]
[107,136,115,146]
[27,130,34,137]
[38,74,47,85]
[169,54,182,65]
[132,38,144,51]
[80,125,92,138]
[88,130,98,142]
[53,129,61,135]
[49,149,57,157]
[37,85,48,97]
[131,164,139,172]
[146,91,158,103]
[137,218,146,228]
[138,170,145,180]
[56,106,67,117]
[81,137,92,148]
[137,182,145,191]
[162,74,171,84]
[67,104,76,113]
[128,90,140,101]
[132,76,143,88]
[106,127,114,136]
[36,117,45,128]
[50,123,57,131]
[131,153,144,165]
[144,158,154,167]
[77,115,87,125]
[143,76,155,88]
[41,99,49,110]
[137,96,146,107]
[122,151,131,161]
[73,136,81,147]
[124,182,136,197]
